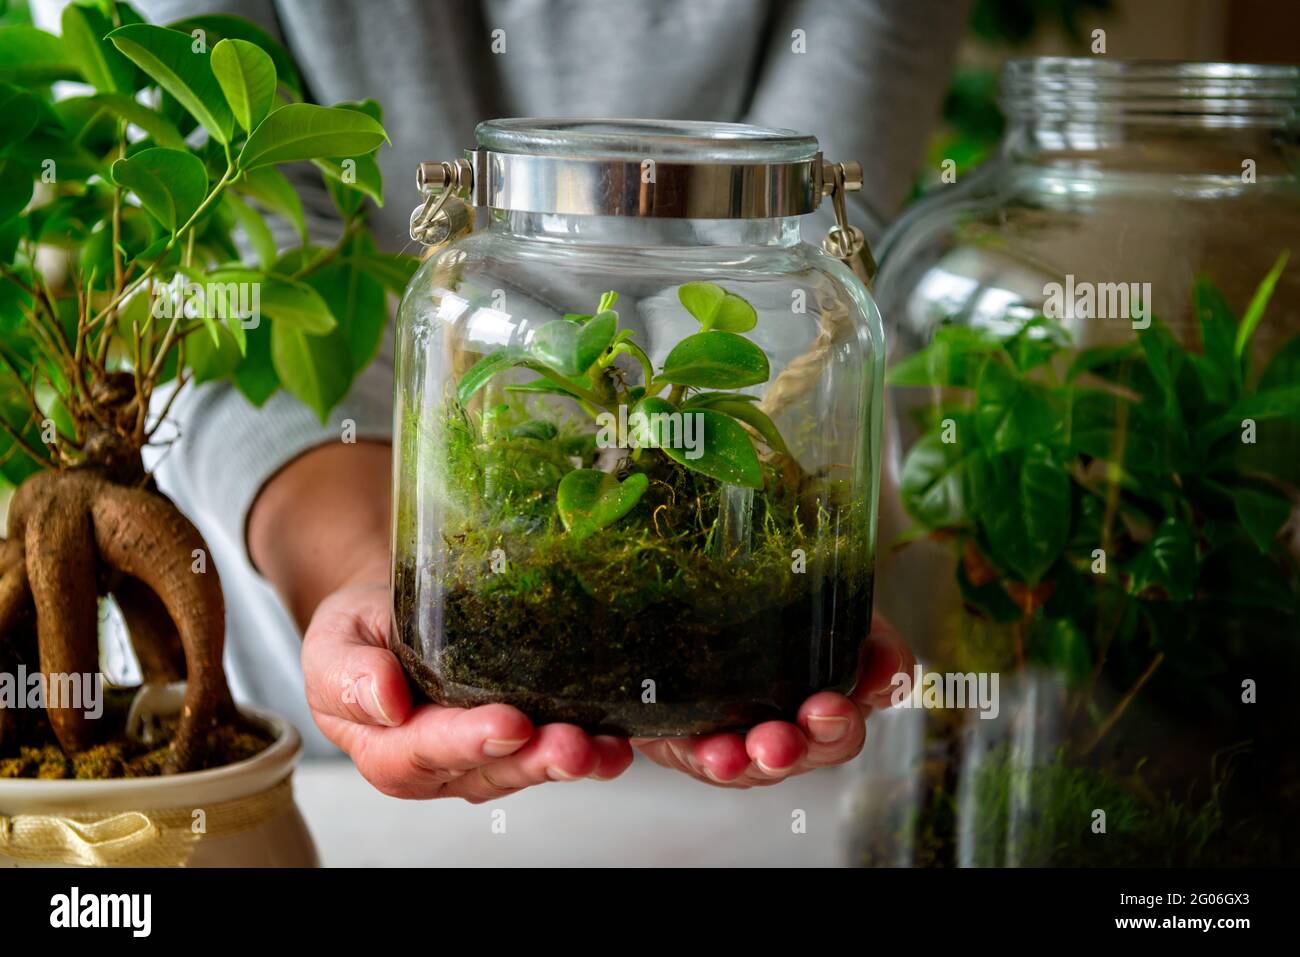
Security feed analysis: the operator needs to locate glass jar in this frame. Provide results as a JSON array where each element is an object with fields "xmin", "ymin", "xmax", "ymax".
[
  {"xmin": 850, "ymin": 59, "xmax": 1300, "ymax": 866},
  {"xmin": 391, "ymin": 120, "xmax": 884, "ymax": 736}
]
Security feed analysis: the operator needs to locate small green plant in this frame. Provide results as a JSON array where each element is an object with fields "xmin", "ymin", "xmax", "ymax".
[
  {"xmin": 459, "ymin": 282, "xmax": 790, "ymax": 536},
  {"xmin": 0, "ymin": 3, "xmax": 417, "ymax": 774}
]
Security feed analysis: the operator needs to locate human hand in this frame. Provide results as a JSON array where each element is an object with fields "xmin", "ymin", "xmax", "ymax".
[
  {"xmin": 632, "ymin": 614, "xmax": 913, "ymax": 788},
  {"xmin": 301, "ymin": 562, "xmax": 635, "ymax": 801}
]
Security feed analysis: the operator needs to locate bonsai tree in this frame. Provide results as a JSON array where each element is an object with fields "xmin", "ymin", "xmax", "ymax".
[
  {"xmin": 0, "ymin": 3, "xmax": 417, "ymax": 774},
  {"xmin": 875, "ymin": 254, "xmax": 1299, "ymax": 863}
]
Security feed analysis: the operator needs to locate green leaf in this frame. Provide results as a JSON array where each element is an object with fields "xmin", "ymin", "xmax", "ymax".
[
  {"xmin": 659, "ymin": 331, "xmax": 769, "ymax": 389},
  {"xmin": 634, "ymin": 397, "xmax": 763, "ymax": 489},
  {"xmin": 899, "ymin": 432, "xmax": 969, "ymax": 528},
  {"xmin": 507, "ymin": 420, "xmax": 558, "ymax": 442},
  {"xmin": 322, "ymin": 171, "xmax": 363, "ymax": 219},
  {"xmin": 1193, "ymin": 275, "xmax": 1238, "ymax": 395},
  {"xmin": 110, "ymin": 146, "xmax": 207, "ymax": 235},
  {"xmin": 237, "ymin": 103, "xmax": 386, "ymax": 170},
  {"xmin": 887, "ymin": 324, "xmax": 1000, "ymax": 387},
  {"xmin": 1231, "ymin": 485, "xmax": 1292, "ymax": 553},
  {"xmin": 236, "ymin": 165, "xmax": 307, "ymax": 242},
  {"xmin": 271, "ymin": 321, "xmax": 352, "ymax": 423},
  {"xmin": 528, "ymin": 310, "xmax": 616, "ymax": 376},
  {"xmin": 305, "ymin": 240, "xmax": 386, "ymax": 374},
  {"xmin": 211, "ymin": 38, "xmax": 276, "ymax": 133},
  {"xmin": 680, "ymin": 391, "xmax": 761, "ymax": 409},
  {"xmin": 166, "ymin": 13, "xmax": 302, "ymax": 98},
  {"xmin": 1258, "ymin": 336, "xmax": 1300, "ymax": 393},
  {"xmin": 974, "ymin": 356, "xmax": 1061, "ymax": 452},
  {"xmin": 187, "ymin": 322, "xmax": 244, "ymax": 383},
  {"xmin": 352, "ymin": 251, "xmax": 419, "ymax": 295},
  {"xmin": 0, "ymin": 27, "xmax": 77, "ymax": 84},
  {"xmin": 222, "ymin": 191, "xmax": 275, "ymax": 271},
  {"xmin": 677, "ymin": 282, "xmax": 757, "ymax": 332},
  {"xmin": 234, "ymin": 320, "xmax": 278, "ymax": 405},
  {"xmin": 0, "ymin": 157, "xmax": 33, "ymax": 224},
  {"xmin": 61, "ymin": 2, "xmax": 134, "ymax": 93},
  {"xmin": 86, "ymin": 92, "xmax": 187, "ymax": 149},
  {"xmin": 556, "ymin": 469, "xmax": 649, "ymax": 542},
  {"xmin": 313, "ymin": 152, "xmax": 383, "ymax": 209},
  {"xmin": 979, "ymin": 445, "xmax": 1070, "ymax": 584},
  {"xmin": 701, "ymin": 398, "xmax": 789, "ymax": 455},
  {"xmin": 258, "ymin": 276, "xmax": 337, "ymax": 335},
  {"xmin": 0, "ymin": 83, "xmax": 41, "ymax": 147},
  {"xmin": 1126, "ymin": 518, "xmax": 1197, "ymax": 601},
  {"xmin": 1066, "ymin": 342, "xmax": 1140, "ymax": 382},
  {"xmin": 1004, "ymin": 316, "xmax": 1069, "ymax": 372},
  {"xmin": 1033, "ymin": 618, "xmax": 1092, "ymax": 687},
  {"xmin": 1200, "ymin": 384, "xmax": 1300, "ymax": 443},
  {"xmin": 108, "ymin": 23, "xmax": 235, "ymax": 144},
  {"xmin": 1235, "ymin": 250, "xmax": 1289, "ymax": 359},
  {"xmin": 458, "ymin": 347, "xmax": 529, "ymax": 406}
]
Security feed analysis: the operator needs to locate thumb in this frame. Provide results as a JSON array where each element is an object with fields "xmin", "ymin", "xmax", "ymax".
[{"xmin": 301, "ymin": 581, "xmax": 412, "ymax": 728}]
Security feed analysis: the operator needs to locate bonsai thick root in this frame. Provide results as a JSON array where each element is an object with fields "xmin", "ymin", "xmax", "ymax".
[{"xmin": 0, "ymin": 469, "xmax": 228, "ymax": 774}]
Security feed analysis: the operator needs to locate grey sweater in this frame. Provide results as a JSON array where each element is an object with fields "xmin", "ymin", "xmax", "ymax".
[{"xmin": 40, "ymin": 0, "xmax": 967, "ymax": 751}]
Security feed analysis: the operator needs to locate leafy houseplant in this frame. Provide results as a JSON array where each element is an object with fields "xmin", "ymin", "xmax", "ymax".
[
  {"xmin": 0, "ymin": 3, "xmax": 416, "ymax": 777},
  {"xmin": 392, "ymin": 281, "xmax": 874, "ymax": 734},
  {"xmin": 858, "ymin": 255, "xmax": 1299, "ymax": 864}
]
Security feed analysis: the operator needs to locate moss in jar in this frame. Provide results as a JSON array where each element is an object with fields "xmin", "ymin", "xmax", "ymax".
[{"xmin": 392, "ymin": 285, "xmax": 874, "ymax": 735}]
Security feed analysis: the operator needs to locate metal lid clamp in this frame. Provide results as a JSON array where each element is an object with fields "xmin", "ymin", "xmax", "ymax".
[
  {"xmin": 409, "ymin": 159, "xmax": 474, "ymax": 246},
  {"xmin": 821, "ymin": 160, "xmax": 876, "ymax": 288},
  {"xmin": 409, "ymin": 153, "xmax": 875, "ymax": 289}
]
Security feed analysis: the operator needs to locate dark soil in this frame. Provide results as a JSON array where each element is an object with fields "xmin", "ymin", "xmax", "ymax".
[{"xmin": 392, "ymin": 559, "xmax": 872, "ymax": 736}]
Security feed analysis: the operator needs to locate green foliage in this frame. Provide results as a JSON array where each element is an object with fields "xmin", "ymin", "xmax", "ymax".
[
  {"xmin": 891, "ymin": 256, "xmax": 1300, "ymax": 737},
  {"xmin": 453, "ymin": 284, "xmax": 791, "ymax": 541},
  {"xmin": 210, "ymin": 38, "xmax": 275, "ymax": 133},
  {"xmin": 556, "ymin": 469, "xmax": 649, "ymax": 542},
  {"xmin": 0, "ymin": 2, "xmax": 420, "ymax": 474}
]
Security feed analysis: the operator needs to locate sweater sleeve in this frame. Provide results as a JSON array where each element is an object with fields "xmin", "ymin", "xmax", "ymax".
[{"xmin": 744, "ymin": 0, "xmax": 971, "ymax": 243}]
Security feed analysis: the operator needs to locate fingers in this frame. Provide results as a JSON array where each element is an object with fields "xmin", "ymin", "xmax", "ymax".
[
  {"xmin": 441, "ymin": 726, "xmax": 633, "ymax": 803},
  {"xmin": 852, "ymin": 613, "xmax": 916, "ymax": 712},
  {"xmin": 315, "ymin": 702, "xmax": 530, "ymax": 798},
  {"xmin": 319, "ymin": 704, "xmax": 633, "ymax": 801},
  {"xmin": 636, "ymin": 615, "xmax": 914, "ymax": 789},
  {"xmin": 301, "ymin": 581, "xmax": 637, "ymax": 801},
  {"xmin": 796, "ymin": 691, "xmax": 868, "ymax": 766},
  {"xmin": 302, "ymin": 582, "xmax": 412, "ymax": 728}
]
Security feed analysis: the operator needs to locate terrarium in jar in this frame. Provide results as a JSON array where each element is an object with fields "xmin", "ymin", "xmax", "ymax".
[
  {"xmin": 852, "ymin": 59, "xmax": 1300, "ymax": 866},
  {"xmin": 391, "ymin": 120, "xmax": 884, "ymax": 735}
]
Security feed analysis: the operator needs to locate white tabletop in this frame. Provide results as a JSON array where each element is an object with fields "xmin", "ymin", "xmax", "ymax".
[{"xmin": 292, "ymin": 752, "xmax": 857, "ymax": 867}]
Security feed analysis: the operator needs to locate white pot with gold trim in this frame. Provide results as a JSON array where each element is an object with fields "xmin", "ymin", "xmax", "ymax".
[{"xmin": 0, "ymin": 706, "xmax": 317, "ymax": 868}]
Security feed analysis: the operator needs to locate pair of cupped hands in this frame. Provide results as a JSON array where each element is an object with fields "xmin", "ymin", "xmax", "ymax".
[{"xmin": 302, "ymin": 571, "xmax": 913, "ymax": 802}]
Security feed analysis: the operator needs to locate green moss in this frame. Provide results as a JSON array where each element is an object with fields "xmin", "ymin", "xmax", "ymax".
[{"xmin": 393, "ymin": 393, "xmax": 873, "ymax": 735}]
